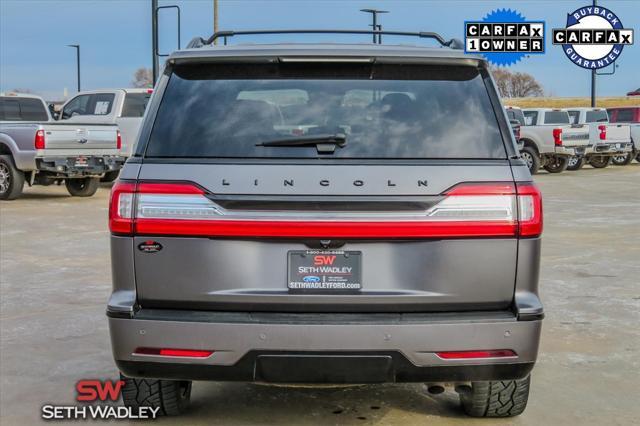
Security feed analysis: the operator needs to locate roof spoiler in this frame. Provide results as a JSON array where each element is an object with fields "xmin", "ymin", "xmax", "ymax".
[{"xmin": 186, "ymin": 29, "xmax": 464, "ymax": 50}]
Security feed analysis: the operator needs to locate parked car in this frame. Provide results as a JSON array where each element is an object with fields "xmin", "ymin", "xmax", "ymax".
[
  {"xmin": 565, "ymin": 108, "xmax": 632, "ymax": 170},
  {"xmin": 607, "ymin": 106, "xmax": 640, "ymax": 165},
  {"xmin": 517, "ymin": 108, "xmax": 589, "ymax": 174},
  {"xmin": 0, "ymin": 93, "xmax": 124, "ymax": 200},
  {"xmin": 58, "ymin": 88, "xmax": 152, "ymax": 181},
  {"xmin": 108, "ymin": 30, "xmax": 544, "ymax": 418},
  {"xmin": 626, "ymin": 88, "xmax": 640, "ymax": 97}
]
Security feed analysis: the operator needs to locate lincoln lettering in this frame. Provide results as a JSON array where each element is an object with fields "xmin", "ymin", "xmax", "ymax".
[{"xmin": 220, "ymin": 179, "xmax": 429, "ymax": 187}]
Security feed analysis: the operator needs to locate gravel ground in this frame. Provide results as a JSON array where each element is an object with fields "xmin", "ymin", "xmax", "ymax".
[{"xmin": 1, "ymin": 164, "xmax": 639, "ymax": 425}]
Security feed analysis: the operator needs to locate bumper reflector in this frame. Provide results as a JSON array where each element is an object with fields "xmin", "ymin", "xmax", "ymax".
[
  {"xmin": 134, "ymin": 347, "xmax": 214, "ymax": 358},
  {"xmin": 435, "ymin": 349, "xmax": 517, "ymax": 360}
]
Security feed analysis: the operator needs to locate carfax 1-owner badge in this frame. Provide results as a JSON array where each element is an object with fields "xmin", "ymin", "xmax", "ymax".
[{"xmin": 553, "ymin": 5, "xmax": 633, "ymax": 69}]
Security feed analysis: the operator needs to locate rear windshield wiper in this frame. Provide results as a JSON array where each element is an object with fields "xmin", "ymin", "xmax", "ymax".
[{"xmin": 256, "ymin": 133, "xmax": 347, "ymax": 154}]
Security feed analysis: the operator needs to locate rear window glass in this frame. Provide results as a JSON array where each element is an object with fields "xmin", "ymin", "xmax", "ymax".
[
  {"xmin": 0, "ymin": 97, "xmax": 48, "ymax": 121},
  {"xmin": 609, "ymin": 108, "xmax": 636, "ymax": 123},
  {"xmin": 543, "ymin": 111, "xmax": 570, "ymax": 124},
  {"xmin": 122, "ymin": 92, "xmax": 152, "ymax": 117},
  {"xmin": 568, "ymin": 110, "xmax": 579, "ymax": 124},
  {"xmin": 144, "ymin": 64, "xmax": 506, "ymax": 159},
  {"xmin": 585, "ymin": 110, "xmax": 608, "ymax": 123},
  {"xmin": 523, "ymin": 111, "xmax": 538, "ymax": 126},
  {"xmin": 506, "ymin": 109, "xmax": 525, "ymax": 125}
]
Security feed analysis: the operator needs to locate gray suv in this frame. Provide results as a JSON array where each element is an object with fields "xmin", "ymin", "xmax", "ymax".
[{"xmin": 107, "ymin": 30, "xmax": 544, "ymax": 418}]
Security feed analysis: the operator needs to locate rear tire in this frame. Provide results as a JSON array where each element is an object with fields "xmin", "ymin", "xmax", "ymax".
[
  {"xmin": 520, "ymin": 146, "xmax": 540, "ymax": 175},
  {"xmin": 460, "ymin": 375, "xmax": 531, "ymax": 417},
  {"xmin": 589, "ymin": 155, "xmax": 612, "ymax": 169},
  {"xmin": 101, "ymin": 170, "xmax": 120, "ymax": 183},
  {"xmin": 0, "ymin": 155, "xmax": 25, "ymax": 200},
  {"xmin": 543, "ymin": 156, "xmax": 568, "ymax": 173},
  {"xmin": 120, "ymin": 374, "xmax": 192, "ymax": 416},
  {"xmin": 65, "ymin": 177, "xmax": 99, "ymax": 197},
  {"xmin": 611, "ymin": 153, "xmax": 634, "ymax": 166},
  {"xmin": 566, "ymin": 155, "xmax": 585, "ymax": 171}
]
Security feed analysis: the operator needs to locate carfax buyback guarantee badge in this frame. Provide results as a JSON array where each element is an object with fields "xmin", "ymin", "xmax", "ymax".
[
  {"xmin": 465, "ymin": 9, "xmax": 545, "ymax": 66},
  {"xmin": 553, "ymin": 5, "xmax": 633, "ymax": 69}
]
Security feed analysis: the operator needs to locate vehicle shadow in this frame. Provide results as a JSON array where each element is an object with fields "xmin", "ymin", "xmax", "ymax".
[{"xmin": 148, "ymin": 382, "xmax": 473, "ymax": 425}]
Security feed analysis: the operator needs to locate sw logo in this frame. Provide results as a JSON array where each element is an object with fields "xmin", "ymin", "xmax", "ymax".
[
  {"xmin": 76, "ymin": 379, "xmax": 124, "ymax": 402},
  {"xmin": 553, "ymin": 5, "xmax": 633, "ymax": 69},
  {"xmin": 314, "ymin": 255, "xmax": 336, "ymax": 266}
]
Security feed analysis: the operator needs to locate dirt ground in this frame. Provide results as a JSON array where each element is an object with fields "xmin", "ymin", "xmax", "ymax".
[{"xmin": 1, "ymin": 164, "xmax": 639, "ymax": 425}]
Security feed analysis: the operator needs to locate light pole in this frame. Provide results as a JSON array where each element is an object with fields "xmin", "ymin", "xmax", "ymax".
[
  {"xmin": 360, "ymin": 9, "xmax": 388, "ymax": 44},
  {"xmin": 67, "ymin": 44, "xmax": 80, "ymax": 92}
]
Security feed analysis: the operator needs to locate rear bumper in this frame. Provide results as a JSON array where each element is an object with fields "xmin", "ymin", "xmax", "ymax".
[
  {"xmin": 553, "ymin": 146, "xmax": 575, "ymax": 156},
  {"xmin": 109, "ymin": 309, "xmax": 541, "ymax": 383},
  {"xmin": 36, "ymin": 155, "xmax": 126, "ymax": 177},
  {"xmin": 585, "ymin": 142, "xmax": 633, "ymax": 156}
]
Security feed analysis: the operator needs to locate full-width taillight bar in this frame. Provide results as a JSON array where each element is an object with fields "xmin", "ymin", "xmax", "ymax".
[{"xmin": 109, "ymin": 181, "xmax": 542, "ymax": 238}]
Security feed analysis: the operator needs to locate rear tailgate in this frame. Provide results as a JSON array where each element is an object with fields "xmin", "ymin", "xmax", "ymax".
[
  {"xmin": 602, "ymin": 123, "xmax": 631, "ymax": 144},
  {"xmin": 129, "ymin": 163, "xmax": 526, "ymax": 312},
  {"xmin": 561, "ymin": 125, "xmax": 590, "ymax": 147},
  {"xmin": 115, "ymin": 60, "xmax": 540, "ymax": 313},
  {"xmin": 40, "ymin": 123, "xmax": 118, "ymax": 150}
]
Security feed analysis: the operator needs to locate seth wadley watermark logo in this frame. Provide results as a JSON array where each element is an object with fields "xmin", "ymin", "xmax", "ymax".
[
  {"xmin": 41, "ymin": 379, "xmax": 160, "ymax": 420},
  {"xmin": 552, "ymin": 4, "xmax": 633, "ymax": 69}
]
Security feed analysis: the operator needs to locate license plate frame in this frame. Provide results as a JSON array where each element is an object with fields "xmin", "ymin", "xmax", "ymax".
[{"xmin": 287, "ymin": 250, "xmax": 362, "ymax": 292}]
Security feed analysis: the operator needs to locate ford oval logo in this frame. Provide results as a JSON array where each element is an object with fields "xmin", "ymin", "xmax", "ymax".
[{"xmin": 303, "ymin": 276, "xmax": 321, "ymax": 283}]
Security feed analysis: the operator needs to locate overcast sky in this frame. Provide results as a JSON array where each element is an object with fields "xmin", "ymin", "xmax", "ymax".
[{"xmin": 1, "ymin": 0, "xmax": 638, "ymax": 100}]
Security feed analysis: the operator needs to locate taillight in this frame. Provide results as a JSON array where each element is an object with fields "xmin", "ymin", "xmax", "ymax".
[
  {"xmin": 109, "ymin": 181, "xmax": 136, "ymax": 234},
  {"xmin": 516, "ymin": 182, "xmax": 543, "ymax": 237},
  {"xmin": 598, "ymin": 124, "xmax": 607, "ymax": 140},
  {"xmin": 515, "ymin": 125, "xmax": 521, "ymax": 140},
  {"xmin": 34, "ymin": 129, "xmax": 45, "ymax": 149},
  {"xmin": 116, "ymin": 130, "xmax": 122, "ymax": 150},
  {"xmin": 109, "ymin": 181, "xmax": 542, "ymax": 239},
  {"xmin": 553, "ymin": 128, "xmax": 563, "ymax": 146},
  {"xmin": 436, "ymin": 349, "xmax": 517, "ymax": 360}
]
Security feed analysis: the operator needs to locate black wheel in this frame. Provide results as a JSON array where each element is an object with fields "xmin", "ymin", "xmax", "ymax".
[
  {"xmin": 459, "ymin": 375, "xmax": 531, "ymax": 417},
  {"xmin": 566, "ymin": 155, "xmax": 586, "ymax": 171},
  {"xmin": 589, "ymin": 155, "xmax": 612, "ymax": 169},
  {"xmin": 101, "ymin": 170, "xmax": 120, "ymax": 183},
  {"xmin": 0, "ymin": 155, "xmax": 25, "ymax": 200},
  {"xmin": 611, "ymin": 152, "xmax": 634, "ymax": 166},
  {"xmin": 120, "ymin": 374, "xmax": 192, "ymax": 416},
  {"xmin": 636, "ymin": 153, "xmax": 640, "ymax": 163},
  {"xmin": 543, "ymin": 156, "xmax": 568, "ymax": 173},
  {"xmin": 520, "ymin": 146, "xmax": 540, "ymax": 175},
  {"xmin": 65, "ymin": 177, "xmax": 99, "ymax": 197}
]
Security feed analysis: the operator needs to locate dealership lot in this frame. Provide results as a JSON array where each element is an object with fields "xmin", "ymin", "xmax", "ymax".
[{"xmin": 1, "ymin": 165, "xmax": 639, "ymax": 425}]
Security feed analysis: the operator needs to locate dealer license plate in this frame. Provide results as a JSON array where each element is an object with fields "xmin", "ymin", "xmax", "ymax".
[{"xmin": 288, "ymin": 250, "xmax": 362, "ymax": 291}]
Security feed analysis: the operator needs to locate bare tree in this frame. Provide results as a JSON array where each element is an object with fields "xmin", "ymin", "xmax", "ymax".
[
  {"xmin": 131, "ymin": 68, "xmax": 153, "ymax": 88},
  {"xmin": 10, "ymin": 88, "xmax": 34, "ymax": 94},
  {"xmin": 490, "ymin": 67, "xmax": 544, "ymax": 98}
]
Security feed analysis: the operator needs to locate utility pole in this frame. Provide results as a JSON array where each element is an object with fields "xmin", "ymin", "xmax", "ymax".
[
  {"xmin": 66, "ymin": 44, "xmax": 80, "ymax": 92},
  {"xmin": 151, "ymin": 0, "xmax": 159, "ymax": 85},
  {"xmin": 591, "ymin": 0, "xmax": 597, "ymax": 107},
  {"xmin": 213, "ymin": 0, "xmax": 219, "ymax": 45},
  {"xmin": 360, "ymin": 9, "xmax": 388, "ymax": 44}
]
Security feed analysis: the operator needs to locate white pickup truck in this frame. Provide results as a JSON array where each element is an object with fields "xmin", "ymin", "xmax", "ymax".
[
  {"xmin": 57, "ymin": 88, "xmax": 152, "ymax": 181},
  {"xmin": 565, "ymin": 108, "xmax": 633, "ymax": 170},
  {"xmin": 514, "ymin": 107, "xmax": 590, "ymax": 174},
  {"xmin": 0, "ymin": 93, "xmax": 123, "ymax": 199},
  {"xmin": 607, "ymin": 106, "xmax": 640, "ymax": 166}
]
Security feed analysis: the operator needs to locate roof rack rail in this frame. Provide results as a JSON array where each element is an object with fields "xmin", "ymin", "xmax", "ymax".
[{"xmin": 186, "ymin": 29, "xmax": 464, "ymax": 50}]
